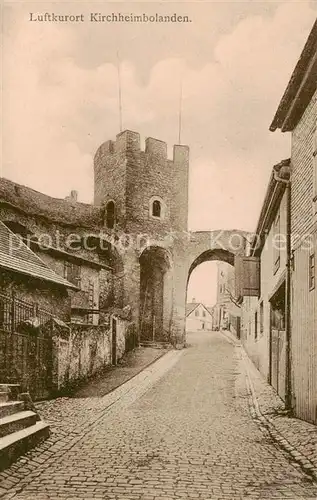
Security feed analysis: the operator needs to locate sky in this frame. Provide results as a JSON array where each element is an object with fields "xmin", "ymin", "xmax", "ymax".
[{"xmin": 2, "ymin": 0, "xmax": 317, "ymax": 305}]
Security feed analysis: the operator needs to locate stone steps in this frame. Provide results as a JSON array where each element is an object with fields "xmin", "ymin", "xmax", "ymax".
[
  {"xmin": 0, "ymin": 420, "xmax": 50, "ymax": 472},
  {"xmin": 0, "ymin": 384, "xmax": 50, "ymax": 471},
  {"xmin": 0, "ymin": 410, "xmax": 38, "ymax": 438},
  {"xmin": 0, "ymin": 401, "xmax": 25, "ymax": 419}
]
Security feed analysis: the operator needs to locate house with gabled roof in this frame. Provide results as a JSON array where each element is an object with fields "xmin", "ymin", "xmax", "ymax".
[{"xmin": 186, "ymin": 299, "xmax": 214, "ymax": 332}]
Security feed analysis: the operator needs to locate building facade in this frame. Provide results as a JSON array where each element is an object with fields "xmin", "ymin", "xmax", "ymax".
[
  {"xmin": 270, "ymin": 19, "xmax": 317, "ymax": 424},
  {"xmin": 239, "ymin": 20, "xmax": 317, "ymax": 424},
  {"xmin": 186, "ymin": 300, "xmax": 214, "ymax": 332},
  {"xmin": 240, "ymin": 160, "xmax": 290, "ymax": 401},
  {"xmin": 213, "ymin": 262, "xmax": 241, "ymax": 336}
]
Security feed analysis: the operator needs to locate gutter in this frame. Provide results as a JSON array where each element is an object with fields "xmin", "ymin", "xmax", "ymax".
[{"xmin": 273, "ymin": 164, "xmax": 292, "ymax": 413}]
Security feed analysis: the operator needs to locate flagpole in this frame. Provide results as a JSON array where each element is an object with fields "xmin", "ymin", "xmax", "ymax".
[
  {"xmin": 116, "ymin": 51, "xmax": 123, "ymax": 132},
  {"xmin": 178, "ymin": 74, "xmax": 183, "ymax": 145}
]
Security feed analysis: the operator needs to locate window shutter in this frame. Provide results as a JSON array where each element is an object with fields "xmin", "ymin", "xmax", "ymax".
[{"xmin": 235, "ymin": 256, "xmax": 260, "ymax": 298}]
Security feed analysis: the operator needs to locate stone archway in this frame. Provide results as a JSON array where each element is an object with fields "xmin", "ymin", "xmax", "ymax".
[{"xmin": 170, "ymin": 229, "xmax": 249, "ymax": 345}]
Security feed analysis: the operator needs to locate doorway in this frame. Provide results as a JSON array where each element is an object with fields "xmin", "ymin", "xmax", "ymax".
[{"xmin": 269, "ymin": 282, "xmax": 286, "ymax": 401}]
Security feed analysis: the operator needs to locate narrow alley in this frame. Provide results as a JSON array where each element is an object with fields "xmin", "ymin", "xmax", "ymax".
[{"xmin": 1, "ymin": 332, "xmax": 316, "ymax": 500}]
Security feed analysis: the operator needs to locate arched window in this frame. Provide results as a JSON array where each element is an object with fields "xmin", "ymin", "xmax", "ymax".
[
  {"xmin": 106, "ymin": 201, "xmax": 115, "ymax": 229},
  {"xmin": 149, "ymin": 196, "xmax": 166, "ymax": 221},
  {"xmin": 152, "ymin": 200, "xmax": 161, "ymax": 218}
]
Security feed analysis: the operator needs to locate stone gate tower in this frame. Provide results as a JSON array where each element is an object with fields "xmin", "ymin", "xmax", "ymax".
[
  {"xmin": 94, "ymin": 130, "xmax": 247, "ymax": 346},
  {"xmin": 94, "ymin": 130, "xmax": 190, "ymax": 235}
]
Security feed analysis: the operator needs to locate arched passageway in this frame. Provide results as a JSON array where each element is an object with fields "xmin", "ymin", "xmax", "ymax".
[
  {"xmin": 187, "ymin": 248, "xmax": 235, "ymax": 289},
  {"xmin": 139, "ymin": 246, "xmax": 172, "ymax": 342},
  {"xmin": 169, "ymin": 230, "xmax": 248, "ymax": 345},
  {"xmin": 186, "ymin": 249, "xmax": 237, "ymax": 335}
]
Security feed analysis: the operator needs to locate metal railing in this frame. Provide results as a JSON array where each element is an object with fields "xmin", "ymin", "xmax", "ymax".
[{"xmin": 0, "ymin": 292, "xmax": 55, "ymax": 335}]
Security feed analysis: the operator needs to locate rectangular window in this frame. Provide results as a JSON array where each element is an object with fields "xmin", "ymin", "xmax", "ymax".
[
  {"xmin": 64, "ymin": 261, "xmax": 81, "ymax": 287},
  {"xmin": 195, "ymin": 309, "xmax": 199, "ymax": 317},
  {"xmin": 273, "ymin": 212, "xmax": 280, "ymax": 274},
  {"xmin": 254, "ymin": 311, "xmax": 258, "ymax": 340},
  {"xmin": 202, "ymin": 310, "xmax": 206, "ymax": 317},
  {"xmin": 309, "ymin": 253, "xmax": 315, "ymax": 291}
]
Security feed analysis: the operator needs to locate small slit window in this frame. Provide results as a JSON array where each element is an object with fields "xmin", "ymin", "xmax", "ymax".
[
  {"xmin": 152, "ymin": 200, "xmax": 161, "ymax": 218},
  {"xmin": 309, "ymin": 253, "xmax": 315, "ymax": 291},
  {"xmin": 106, "ymin": 201, "xmax": 115, "ymax": 229}
]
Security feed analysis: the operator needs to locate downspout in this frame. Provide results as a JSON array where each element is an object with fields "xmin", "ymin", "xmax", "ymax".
[{"xmin": 273, "ymin": 166, "xmax": 292, "ymax": 412}]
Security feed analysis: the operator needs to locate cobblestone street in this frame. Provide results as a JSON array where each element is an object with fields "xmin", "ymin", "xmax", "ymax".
[{"xmin": 1, "ymin": 332, "xmax": 317, "ymax": 500}]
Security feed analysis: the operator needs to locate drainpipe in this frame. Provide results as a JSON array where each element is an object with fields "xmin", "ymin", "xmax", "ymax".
[{"xmin": 273, "ymin": 164, "xmax": 292, "ymax": 412}]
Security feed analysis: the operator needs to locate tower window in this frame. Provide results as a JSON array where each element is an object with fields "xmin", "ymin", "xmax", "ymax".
[
  {"xmin": 149, "ymin": 196, "xmax": 166, "ymax": 221},
  {"xmin": 106, "ymin": 201, "xmax": 115, "ymax": 229},
  {"xmin": 152, "ymin": 200, "xmax": 161, "ymax": 218}
]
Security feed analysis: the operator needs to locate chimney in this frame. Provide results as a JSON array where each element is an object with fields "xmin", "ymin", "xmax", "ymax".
[
  {"xmin": 65, "ymin": 190, "xmax": 78, "ymax": 203},
  {"xmin": 192, "ymin": 297, "xmax": 196, "ymax": 303}
]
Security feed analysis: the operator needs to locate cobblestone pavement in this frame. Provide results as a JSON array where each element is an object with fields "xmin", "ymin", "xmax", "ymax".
[
  {"xmin": 1, "ymin": 332, "xmax": 317, "ymax": 500},
  {"xmin": 222, "ymin": 329, "xmax": 317, "ymax": 479}
]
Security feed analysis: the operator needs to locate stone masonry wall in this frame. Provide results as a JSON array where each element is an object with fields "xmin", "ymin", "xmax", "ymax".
[
  {"xmin": 55, "ymin": 318, "xmax": 128, "ymax": 392},
  {"xmin": 94, "ymin": 131, "xmax": 189, "ymax": 237}
]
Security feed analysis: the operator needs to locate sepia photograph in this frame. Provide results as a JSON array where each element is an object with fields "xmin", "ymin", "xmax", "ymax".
[{"xmin": 0, "ymin": 0, "xmax": 317, "ymax": 498}]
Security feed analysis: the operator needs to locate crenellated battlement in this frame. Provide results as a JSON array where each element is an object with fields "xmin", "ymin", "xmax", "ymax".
[
  {"xmin": 95, "ymin": 130, "xmax": 189, "ymax": 164},
  {"xmin": 94, "ymin": 129, "xmax": 189, "ymax": 231}
]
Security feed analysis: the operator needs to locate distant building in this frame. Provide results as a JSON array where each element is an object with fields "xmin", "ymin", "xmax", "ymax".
[
  {"xmin": 186, "ymin": 299, "xmax": 214, "ymax": 332},
  {"xmin": 213, "ymin": 262, "xmax": 241, "ymax": 337}
]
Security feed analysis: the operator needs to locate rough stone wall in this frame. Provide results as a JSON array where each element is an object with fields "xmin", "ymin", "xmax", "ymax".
[
  {"xmin": 116, "ymin": 318, "xmax": 126, "ymax": 359},
  {"xmin": 93, "ymin": 130, "xmax": 189, "ymax": 237},
  {"xmin": 0, "ymin": 178, "xmax": 102, "ymax": 227},
  {"xmin": 94, "ymin": 137, "xmax": 128, "ymax": 229},
  {"xmin": 54, "ymin": 319, "xmax": 128, "ymax": 391},
  {"xmin": 99, "ymin": 267, "xmax": 116, "ymax": 310}
]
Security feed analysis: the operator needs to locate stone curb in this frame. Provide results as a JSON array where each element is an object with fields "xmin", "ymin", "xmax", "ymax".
[{"xmin": 230, "ymin": 335, "xmax": 317, "ymax": 483}]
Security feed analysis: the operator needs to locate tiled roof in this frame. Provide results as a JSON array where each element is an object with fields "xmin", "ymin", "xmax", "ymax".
[
  {"xmin": 0, "ymin": 221, "xmax": 77, "ymax": 288},
  {"xmin": 186, "ymin": 302, "xmax": 214, "ymax": 317},
  {"xmin": 0, "ymin": 178, "xmax": 102, "ymax": 227}
]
